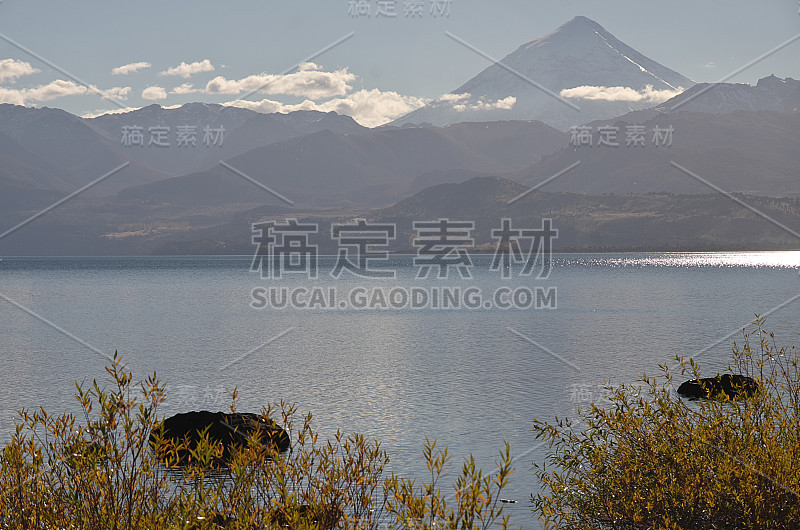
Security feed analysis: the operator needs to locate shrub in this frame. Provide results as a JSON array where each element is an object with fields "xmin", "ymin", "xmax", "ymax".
[
  {"xmin": 0, "ymin": 353, "xmax": 513, "ymax": 529},
  {"xmin": 531, "ymin": 317, "xmax": 800, "ymax": 529},
  {"xmin": 385, "ymin": 439, "xmax": 513, "ymax": 529}
]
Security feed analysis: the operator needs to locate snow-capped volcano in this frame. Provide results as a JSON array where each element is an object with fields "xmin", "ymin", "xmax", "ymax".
[{"xmin": 393, "ymin": 16, "xmax": 695, "ymax": 130}]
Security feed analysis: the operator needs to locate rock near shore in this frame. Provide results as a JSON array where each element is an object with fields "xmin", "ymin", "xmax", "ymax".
[
  {"xmin": 677, "ymin": 374, "xmax": 760, "ymax": 400},
  {"xmin": 149, "ymin": 411, "xmax": 290, "ymax": 465}
]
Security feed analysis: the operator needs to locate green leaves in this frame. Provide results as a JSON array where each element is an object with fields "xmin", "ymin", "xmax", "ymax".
[{"xmin": 385, "ymin": 439, "xmax": 513, "ymax": 530}]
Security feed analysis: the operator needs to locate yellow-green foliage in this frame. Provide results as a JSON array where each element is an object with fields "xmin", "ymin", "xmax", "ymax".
[
  {"xmin": 532, "ymin": 317, "xmax": 800, "ymax": 529},
  {"xmin": 385, "ymin": 439, "xmax": 512, "ymax": 529},
  {"xmin": 0, "ymin": 353, "xmax": 513, "ymax": 529}
]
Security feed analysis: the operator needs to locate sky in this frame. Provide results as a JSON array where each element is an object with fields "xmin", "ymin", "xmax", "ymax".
[{"xmin": 0, "ymin": 0, "xmax": 798, "ymax": 126}]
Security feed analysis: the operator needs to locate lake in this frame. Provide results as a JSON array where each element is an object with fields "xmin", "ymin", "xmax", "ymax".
[{"xmin": 1, "ymin": 252, "xmax": 798, "ymax": 523}]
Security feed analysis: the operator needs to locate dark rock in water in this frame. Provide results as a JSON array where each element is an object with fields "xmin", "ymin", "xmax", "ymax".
[
  {"xmin": 677, "ymin": 374, "xmax": 760, "ymax": 400},
  {"xmin": 149, "ymin": 411, "xmax": 290, "ymax": 465}
]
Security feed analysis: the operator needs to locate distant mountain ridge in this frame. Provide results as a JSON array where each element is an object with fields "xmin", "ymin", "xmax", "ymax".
[
  {"xmin": 0, "ymin": 102, "xmax": 570, "ymax": 213},
  {"xmin": 0, "ymin": 103, "xmax": 168, "ymax": 195},
  {"xmin": 370, "ymin": 176, "xmax": 800, "ymax": 251},
  {"xmin": 514, "ymin": 109, "xmax": 800, "ymax": 197},
  {"xmin": 0, "ymin": 103, "xmax": 371, "ymax": 211},
  {"xmin": 116, "ymin": 120, "xmax": 567, "ymax": 207},
  {"xmin": 86, "ymin": 103, "xmax": 368, "ymax": 175},
  {"xmin": 656, "ymin": 75, "xmax": 800, "ymax": 114}
]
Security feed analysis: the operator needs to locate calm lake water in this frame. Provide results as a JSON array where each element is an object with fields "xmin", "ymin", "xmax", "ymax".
[{"xmin": 1, "ymin": 252, "xmax": 798, "ymax": 523}]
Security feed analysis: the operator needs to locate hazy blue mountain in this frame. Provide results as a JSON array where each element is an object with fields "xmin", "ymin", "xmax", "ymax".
[
  {"xmin": 142, "ymin": 176, "xmax": 800, "ymax": 255},
  {"xmin": 513, "ymin": 110, "xmax": 800, "ymax": 197},
  {"xmin": 0, "ymin": 104, "xmax": 167, "ymax": 194},
  {"xmin": 115, "ymin": 120, "xmax": 566, "ymax": 207},
  {"xmin": 0, "ymin": 132, "xmax": 67, "ymax": 211},
  {"xmin": 0, "ymin": 103, "xmax": 371, "ymax": 204},
  {"xmin": 86, "ymin": 103, "xmax": 368, "ymax": 176},
  {"xmin": 371, "ymin": 176, "xmax": 800, "ymax": 251},
  {"xmin": 0, "ymin": 130, "xmax": 69, "ymax": 190}
]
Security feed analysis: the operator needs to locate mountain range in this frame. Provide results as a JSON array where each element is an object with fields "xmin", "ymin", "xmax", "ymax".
[
  {"xmin": 0, "ymin": 15, "xmax": 797, "ymax": 255},
  {"xmin": 0, "ymin": 103, "xmax": 168, "ymax": 195},
  {"xmin": 116, "ymin": 120, "xmax": 566, "ymax": 207},
  {"xmin": 85, "ymin": 103, "xmax": 368, "ymax": 176},
  {"xmin": 515, "ymin": 109, "xmax": 800, "ymax": 196},
  {"xmin": 371, "ymin": 176, "xmax": 800, "ymax": 251}
]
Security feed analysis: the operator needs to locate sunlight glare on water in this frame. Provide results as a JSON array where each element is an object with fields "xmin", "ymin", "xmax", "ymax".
[{"xmin": 566, "ymin": 251, "xmax": 800, "ymax": 269}]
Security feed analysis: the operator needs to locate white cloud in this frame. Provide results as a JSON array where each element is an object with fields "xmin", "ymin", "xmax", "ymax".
[
  {"xmin": 205, "ymin": 62, "xmax": 355, "ymax": 99},
  {"xmin": 24, "ymin": 80, "xmax": 90, "ymax": 101},
  {"xmin": 0, "ymin": 79, "xmax": 89, "ymax": 104},
  {"xmin": 0, "ymin": 78, "xmax": 134, "ymax": 105},
  {"xmin": 431, "ymin": 93, "xmax": 517, "ymax": 112},
  {"xmin": 315, "ymin": 89, "xmax": 428, "ymax": 127},
  {"xmin": 111, "ymin": 61, "xmax": 151, "ymax": 75},
  {"xmin": 0, "ymin": 58, "xmax": 39, "ymax": 82},
  {"xmin": 81, "ymin": 106, "xmax": 143, "ymax": 119},
  {"xmin": 495, "ymin": 97, "xmax": 517, "ymax": 110},
  {"xmin": 452, "ymin": 96, "xmax": 517, "ymax": 112},
  {"xmin": 222, "ymin": 98, "xmax": 284, "ymax": 114},
  {"xmin": 559, "ymin": 84, "xmax": 683, "ymax": 103},
  {"xmin": 102, "ymin": 86, "xmax": 131, "ymax": 100},
  {"xmin": 436, "ymin": 92, "xmax": 470, "ymax": 104},
  {"xmin": 224, "ymin": 88, "xmax": 428, "ymax": 128},
  {"xmin": 170, "ymin": 83, "xmax": 198, "ymax": 95},
  {"xmin": 160, "ymin": 59, "xmax": 215, "ymax": 79},
  {"xmin": 0, "ymin": 87, "xmax": 25, "ymax": 105},
  {"xmin": 142, "ymin": 86, "xmax": 168, "ymax": 100},
  {"xmin": 205, "ymin": 75, "xmax": 261, "ymax": 95},
  {"xmin": 704, "ymin": 61, "xmax": 716, "ymax": 69}
]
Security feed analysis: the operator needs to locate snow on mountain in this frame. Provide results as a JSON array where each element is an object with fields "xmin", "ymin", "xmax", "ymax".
[{"xmin": 393, "ymin": 16, "xmax": 695, "ymax": 131}]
